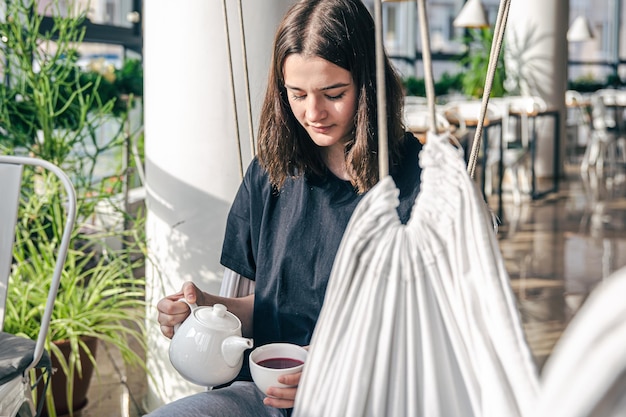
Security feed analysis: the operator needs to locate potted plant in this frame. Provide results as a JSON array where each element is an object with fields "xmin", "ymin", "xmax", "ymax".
[
  {"xmin": 460, "ymin": 28, "xmax": 506, "ymax": 98},
  {"xmin": 0, "ymin": 1, "xmax": 148, "ymax": 416},
  {"xmin": 402, "ymin": 72, "xmax": 464, "ymax": 98},
  {"xmin": 5, "ymin": 176, "xmax": 148, "ymax": 416}
]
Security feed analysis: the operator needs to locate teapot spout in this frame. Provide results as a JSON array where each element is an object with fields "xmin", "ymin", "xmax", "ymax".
[{"xmin": 222, "ymin": 336, "xmax": 254, "ymax": 367}]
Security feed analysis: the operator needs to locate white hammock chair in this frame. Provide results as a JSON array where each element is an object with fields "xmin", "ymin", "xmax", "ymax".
[
  {"xmin": 293, "ymin": 0, "xmax": 541, "ymax": 416},
  {"xmin": 292, "ymin": 131, "xmax": 539, "ymax": 417}
]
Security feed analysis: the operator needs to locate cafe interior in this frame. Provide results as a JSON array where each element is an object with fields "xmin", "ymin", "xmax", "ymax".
[{"xmin": 1, "ymin": 0, "xmax": 625, "ymax": 416}]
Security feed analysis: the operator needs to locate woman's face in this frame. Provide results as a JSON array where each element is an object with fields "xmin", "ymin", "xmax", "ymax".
[{"xmin": 283, "ymin": 54, "xmax": 357, "ymax": 151}]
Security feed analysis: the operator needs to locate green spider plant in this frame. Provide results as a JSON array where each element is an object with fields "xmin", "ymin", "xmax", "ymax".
[{"xmin": 4, "ymin": 170, "xmax": 148, "ymax": 417}]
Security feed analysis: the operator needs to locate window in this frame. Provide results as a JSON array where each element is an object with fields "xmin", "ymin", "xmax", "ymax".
[{"xmin": 37, "ymin": 0, "xmax": 142, "ymax": 53}]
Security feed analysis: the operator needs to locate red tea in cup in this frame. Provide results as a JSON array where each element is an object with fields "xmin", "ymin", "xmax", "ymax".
[
  {"xmin": 250, "ymin": 343, "xmax": 308, "ymax": 394},
  {"xmin": 257, "ymin": 357, "xmax": 304, "ymax": 369}
]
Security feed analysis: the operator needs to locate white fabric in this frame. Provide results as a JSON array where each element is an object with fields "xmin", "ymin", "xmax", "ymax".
[
  {"xmin": 219, "ymin": 268, "xmax": 255, "ymax": 298},
  {"xmin": 535, "ymin": 266, "xmax": 626, "ymax": 417},
  {"xmin": 293, "ymin": 132, "xmax": 539, "ymax": 417}
]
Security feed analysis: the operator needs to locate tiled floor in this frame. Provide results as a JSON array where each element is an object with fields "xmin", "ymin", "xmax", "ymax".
[
  {"xmin": 70, "ymin": 334, "xmax": 147, "ymax": 417},
  {"xmin": 69, "ymin": 154, "xmax": 626, "ymax": 417}
]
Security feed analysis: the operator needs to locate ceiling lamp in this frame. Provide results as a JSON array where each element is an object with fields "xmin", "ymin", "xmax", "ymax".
[
  {"xmin": 453, "ymin": 0, "xmax": 489, "ymax": 28},
  {"xmin": 567, "ymin": 16, "xmax": 594, "ymax": 42}
]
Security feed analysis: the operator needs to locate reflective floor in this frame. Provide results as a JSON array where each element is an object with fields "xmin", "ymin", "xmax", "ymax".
[
  {"xmin": 71, "ymin": 155, "xmax": 626, "ymax": 417},
  {"xmin": 500, "ymin": 159, "xmax": 626, "ymax": 370}
]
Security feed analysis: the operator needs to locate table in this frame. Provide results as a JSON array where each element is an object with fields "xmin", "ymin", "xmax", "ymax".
[
  {"xmin": 506, "ymin": 108, "xmax": 561, "ymax": 201},
  {"xmin": 408, "ymin": 126, "xmax": 458, "ymax": 144},
  {"xmin": 445, "ymin": 106, "xmax": 560, "ymax": 220}
]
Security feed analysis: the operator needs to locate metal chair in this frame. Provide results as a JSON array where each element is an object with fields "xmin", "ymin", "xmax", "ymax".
[
  {"xmin": 582, "ymin": 90, "xmax": 626, "ymax": 178},
  {"xmin": 565, "ymin": 90, "xmax": 592, "ymax": 163},
  {"xmin": 487, "ymin": 96, "xmax": 547, "ymax": 205},
  {"xmin": 0, "ymin": 155, "xmax": 77, "ymax": 417}
]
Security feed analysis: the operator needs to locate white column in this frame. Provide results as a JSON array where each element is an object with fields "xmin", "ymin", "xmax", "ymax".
[
  {"xmin": 504, "ymin": 1, "xmax": 569, "ymax": 178},
  {"xmin": 142, "ymin": 0, "xmax": 294, "ymax": 410}
]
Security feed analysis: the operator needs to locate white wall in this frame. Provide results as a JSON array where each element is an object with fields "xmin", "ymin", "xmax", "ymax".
[{"xmin": 142, "ymin": 0, "xmax": 294, "ymax": 409}]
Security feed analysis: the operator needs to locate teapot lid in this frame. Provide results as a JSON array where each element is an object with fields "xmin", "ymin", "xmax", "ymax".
[{"xmin": 194, "ymin": 303, "xmax": 240, "ymax": 330}]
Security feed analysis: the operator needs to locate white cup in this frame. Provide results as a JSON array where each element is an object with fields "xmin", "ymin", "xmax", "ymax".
[{"xmin": 249, "ymin": 343, "xmax": 308, "ymax": 395}]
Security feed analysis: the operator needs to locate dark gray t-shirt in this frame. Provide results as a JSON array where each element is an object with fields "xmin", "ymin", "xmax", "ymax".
[{"xmin": 220, "ymin": 133, "xmax": 423, "ymax": 364}]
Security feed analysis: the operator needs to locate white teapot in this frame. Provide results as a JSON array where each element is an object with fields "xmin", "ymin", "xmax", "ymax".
[{"xmin": 169, "ymin": 302, "xmax": 253, "ymax": 387}]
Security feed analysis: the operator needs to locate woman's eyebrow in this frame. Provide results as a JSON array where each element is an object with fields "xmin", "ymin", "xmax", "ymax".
[
  {"xmin": 320, "ymin": 82, "xmax": 350, "ymax": 91},
  {"xmin": 284, "ymin": 82, "xmax": 351, "ymax": 91}
]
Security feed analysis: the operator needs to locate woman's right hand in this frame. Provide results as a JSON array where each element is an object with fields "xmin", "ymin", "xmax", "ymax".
[{"xmin": 157, "ymin": 281, "xmax": 208, "ymax": 339}]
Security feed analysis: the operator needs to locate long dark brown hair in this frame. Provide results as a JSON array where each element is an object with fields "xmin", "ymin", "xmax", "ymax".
[{"xmin": 257, "ymin": 0, "xmax": 406, "ymax": 194}]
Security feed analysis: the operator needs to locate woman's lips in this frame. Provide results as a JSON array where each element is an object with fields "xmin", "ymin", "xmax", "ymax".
[{"xmin": 310, "ymin": 125, "xmax": 331, "ymax": 134}]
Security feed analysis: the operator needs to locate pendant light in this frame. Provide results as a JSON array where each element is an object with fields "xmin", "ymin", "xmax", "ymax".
[
  {"xmin": 453, "ymin": 0, "xmax": 489, "ymax": 28},
  {"xmin": 567, "ymin": 16, "xmax": 594, "ymax": 42}
]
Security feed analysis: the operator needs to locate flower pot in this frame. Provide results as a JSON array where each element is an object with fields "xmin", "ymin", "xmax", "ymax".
[{"xmin": 38, "ymin": 336, "xmax": 98, "ymax": 417}]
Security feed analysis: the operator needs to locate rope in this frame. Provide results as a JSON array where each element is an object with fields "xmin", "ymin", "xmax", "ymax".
[
  {"xmin": 466, "ymin": 0, "xmax": 512, "ymax": 179},
  {"xmin": 416, "ymin": 0, "xmax": 437, "ymax": 133},
  {"xmin": 390, "ymin": 0, "xmax": 511, "ymax": 179},
  {"xmin": 221, "ymin": 0, "xmax": 245, "ymax": 179},
  {"xmin": 374, "ymin": 0, "xmax": 389, "ymax": 179},
  {"xmin": 236, "ymin": 0, "xmax": 256, "ymax": 159}
]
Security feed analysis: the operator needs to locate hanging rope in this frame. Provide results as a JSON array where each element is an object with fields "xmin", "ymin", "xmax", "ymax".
[
  {"xmin": 415, "ymin": 0, "xmax": 437, "ymax": 133},
  {"xmin": 374, "ymin": 0, "xmax": 389, "ymax": 178},
  {"xmin": 221, "ymin": 0, "xmax": 245, "ymax": 179},
  {"xmin": 466, "ymin": 0, "xmax": 512, "ymax": 179},
  {"xmin": 235, "ymin": 0, "xmax": 256, "ymax": 159}
]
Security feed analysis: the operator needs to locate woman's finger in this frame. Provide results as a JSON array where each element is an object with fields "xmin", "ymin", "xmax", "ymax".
[
  {"xmin": 263, "ymin": 386, "xmax": 298, "ymax": 409},
  {"xmin": 182, "ymin": 281, "xmax": 199, "ymax": 304}
]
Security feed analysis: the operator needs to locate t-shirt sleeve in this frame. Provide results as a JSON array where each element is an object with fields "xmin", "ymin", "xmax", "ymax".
[{"xmin": 219, "ymin": 160, "xmax": 263, "ymax": 281}]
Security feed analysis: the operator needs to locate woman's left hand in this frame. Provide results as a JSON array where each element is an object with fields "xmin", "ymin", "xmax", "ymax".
[{"xmin": 263, "ymin": 371, "xmax": 302, "ymax": 409}]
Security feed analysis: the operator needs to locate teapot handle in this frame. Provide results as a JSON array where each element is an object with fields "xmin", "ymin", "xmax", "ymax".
[{"xmin": 173, "ymin": 298, "xmax": 198, "ymax": 333}]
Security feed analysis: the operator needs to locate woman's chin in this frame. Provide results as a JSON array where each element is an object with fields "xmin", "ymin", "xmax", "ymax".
[{"xmin": 310, "ymin": 136, "xmax": 339, "ymax": 148}]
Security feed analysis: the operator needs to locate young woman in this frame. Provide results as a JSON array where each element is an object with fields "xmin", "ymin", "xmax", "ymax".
[{"xmin": 149, "ymin": 0, "xmax": 423, "ymax": 415}]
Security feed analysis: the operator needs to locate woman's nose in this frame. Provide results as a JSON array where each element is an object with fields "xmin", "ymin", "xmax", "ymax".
[{"xmin": 306, "ymin": 97, "xmax": 326, "ymax": 122}]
